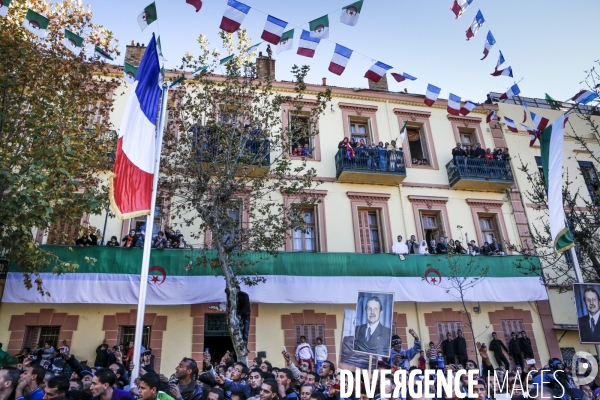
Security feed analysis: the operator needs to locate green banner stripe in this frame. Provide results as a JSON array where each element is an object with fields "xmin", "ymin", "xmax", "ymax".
[
  {"xmin": 25, "ymin": 9, "xmax": 49, "ymax": 28},
  {"xmin": 11, "ymin": 246, "xmax": 542, "ymax": 278}
]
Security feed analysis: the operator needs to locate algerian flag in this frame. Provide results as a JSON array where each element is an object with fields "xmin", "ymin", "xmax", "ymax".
[
  {"xmin": 170, "ymin": 75, "xmax": 185, "ymax": 89},
  {"xmin": 540, "ymin": 114, "xmax": 575, "ymax": 254},
  {"xmin": 246, "ymin": 42, "xmax": 262, "ymax": 54},
  {"xmin": 124, "ymin": 62, "xmax": 138, "ymax": 84},
  {"xmin": 0, "ymin": 0, "xmax": 12, "ymax": 18},
  {"xmin": 398, "ymin": 121, "xmax": 408, "ymax": 145},
  {"xmin": 340, "ymin": 0, "xmax": 363, "ymax": 26},
  {"xmin": 63, "ymin": 29, "xmax": 83, "ymax": 56},
  {"xmin": 22, "ymin": 9, "xmax": 49, "ymax": 38},
  {"xmin": 545, "ymin": 93, "xmax": 562, "ymax": 110},
  {"xmin": 189, "ymin": 66, "xmax": 208, "ymax": 78},
  {"xmin": 277, "ymin": 29, "xmax": 294, "ymax": 54},
  {"xmin": 95, "ymin": 46, "xmax": 114, "ymax": 61},
  {"xmin": 159, "ymin": 65, "xmax": 165, "ymax": 86},
  {"xmin": 156, "ymin": 36, "xmax": 167, "ymax": 61},
  {"xmin": 220, "ymin": 55, "xmax": 234, "ymax": 65},
  {"xmin": 138, "ymin": 2, "xmax": 157, "ymax": 31},
  {"xmin": 309, "ymin": 15, "xmax": 329, "ymax": 39}
]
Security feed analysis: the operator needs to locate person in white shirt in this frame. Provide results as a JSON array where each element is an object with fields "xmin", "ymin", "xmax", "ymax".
[
  {"xmin": 418, "ymin": 240, "xmax": 429, "ymax": 255},
  {"xmin": 295, "ymin": 336, "xmax": 314, "ymax": 372},
  {"xmin": 391, "ymin": 235, "xmax": 409, "ymax": 256},
  {"xmin": 313, "ymin": 338, "xmax": 327, "ymax": 374}
]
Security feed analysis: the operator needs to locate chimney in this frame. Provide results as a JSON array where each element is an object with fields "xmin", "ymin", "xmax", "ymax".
[
  {"xmin": 125, "ymin": 40, "xmax": 146, "ymax": 67},
  {"xmin": 368, "ymin": 73, "xmax": 389, "ymax": 91},
  {"xmin": 256, "ymin": 53, "xmax": 275, "ymax": 81},
  {"xmin": 322, "ymin": 77, "xmax": 327, "ymax": 86}
]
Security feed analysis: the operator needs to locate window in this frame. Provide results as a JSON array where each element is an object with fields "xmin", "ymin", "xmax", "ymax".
[
  {"xmin": 46, "ymin": 217, "xmax": 82, "ymax": 245},
  {"xmin": 420, "ymin": 211, "xmax": 443, "ymax": 245},
  {"xmin": 290, "ymin": 114, "xmax": 312, "ymax": 155},
  {"xmin": 436, "ymin": 322, "xmax": 463, "ymax": 340},
  {"xmin": 350, "ymin": 120, "xmax": 371, "ymax": 145},
  {"xmin": 406, "ymin": 125, "xmax": 430, "ymax": 165},
  {"xmin": 357, "ymin": 210, "xmax": 382, "ymax": 253},
  {"xmin": 578, "ymin": 161, "xmax": 599, "ymax": 204},
  {"xmin": 458, "ymin": 128, "xmax": 475, "ymax": 145},
  {"xmin": 205, "ymin": 314, "xmax": 230, "ymax": 336},
  {"xmin": 295, "ymin": 324, "xmax": 325, "ymax": 347},
  {"xmin": 560, "ymin": 347, "xmax": 576, "ymax": 363},
  {"xmin": 219, "ymin": 206, "xmax": 242, "ymax": 250},
  {"xmin": 23, "ymin": 326, "xmax": 61, "ymax": 349},
  {"xmin": 500, "ymin": 319, "xmax": 524, "ymax": 344},
  {"xmin": 292, "ymin": 209, "xmax": 317, "ymax": 252},
  {"xmin": 130, "ymin": 205, "xmax": 163, "ymax": 237},
  {"xmin": 118, "ymin": 326, "xmax": 151, "ymax": 349},
  {"xmin": 535, "ymin": 156, "xmax": 544, "ymax": 181},
  {"xmin": 478, "ymin": 214, "xmax": 501, "ymax": 244}
]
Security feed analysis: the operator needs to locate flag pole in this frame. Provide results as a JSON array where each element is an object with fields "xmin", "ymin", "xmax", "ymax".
[{"xmin": 130, "ymin": 82, "xmax": 170, "ymax": 385}]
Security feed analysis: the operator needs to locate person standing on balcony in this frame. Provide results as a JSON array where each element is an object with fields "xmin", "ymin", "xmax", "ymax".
[
  {"xmin": 391, "ymin": 235, "xmax": 409, "ymax": 259},
  {"xmin": 436, "ymin": 237, "xmax": 448, "ymax": 254},
  {"xmin": 406, "ymin": 235, "xmax": 419, "ymax": 254},
  {"xmin": 418, "ymin": 240, "xmax": 430, "ymax": 255},
  {"xmin": 489, "ymin": 238, "xmax": 503, "ymax": 254},
  {"xmin": 452, "ymin": 143, "xmax": 466, "ymax": 160},
  {"xmin": 474, "ymin": 143, "xmax": 486, "ymax": 158}
]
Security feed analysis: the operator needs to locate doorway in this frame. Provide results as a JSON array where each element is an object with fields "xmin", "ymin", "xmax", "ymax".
[{"xmin": 204, "ymin": 314, "xmax": 235, "ymax": 363}]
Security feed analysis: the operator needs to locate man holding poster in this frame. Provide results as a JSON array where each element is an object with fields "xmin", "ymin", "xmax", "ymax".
[{"xmin": 353, "ymin": 292, "xmax": 393, "ymax": 357}]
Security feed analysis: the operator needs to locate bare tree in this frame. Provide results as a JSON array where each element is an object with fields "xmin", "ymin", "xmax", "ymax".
[{"xmin": 161, "ymin": 31, "xmax": 331, "ymax": 362}]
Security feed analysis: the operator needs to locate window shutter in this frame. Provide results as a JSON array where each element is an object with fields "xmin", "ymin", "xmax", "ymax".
[
  {"xmin": 358, "ymin": 210, "xmax": 372, "ymax": 253},
  {"xmin": 25, "ymin": 327, "xmax": 41, "ymax": 349}
]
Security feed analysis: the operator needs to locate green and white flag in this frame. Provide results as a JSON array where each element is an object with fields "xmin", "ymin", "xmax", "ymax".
[
  {"xmin": 246, "ymin": 42, "xmax": 262, "ymax": 54},
  {"xmin": 340, "ymin": 0, "xmax": 363, "ymax": 26},
  {"xmin": 277, "ymin": 29, "xmax": 294, "ymax": 54},
  {"xmin": 170, "ymin": 75, "xmax": 185, "ymax": 89},
  {"xmin": 398, "ymin": 121, "xmax": 408, "ymax": 145},
  {"xmin": 95, "ymin": 46, "xmax": 114, "ymax": 61},
  {"xmin": 156, "ymin": 36, "xmax": 167, "ymax": 61},
  {"xmin": 220, "ymin": 54, "xmax": 234, "ymax": 65},
  {"xmin": 137, "ymin": 2, "xmax": 157, "ymax": 31},
  {"xmin": 0, "ymin": 0, "xmax": 12, "ymax": 18},
  {"xmin": 62, "ymin": 29, "xmax": 83, "ymax": 56},
  {"xmin": 540, "ymin": 113, "xmax": 575, "ymax": 254},
  {"xmin": 124, "ymin": 62, "xmax": 138, "ymax": 84},
  {"xmin": 189, "ymin": 66, "xmax": 208, "ymax": 79},
  {"xmin": 309, "ymin": 15, "xmax": 329, "ymax": 39},
  {"xmin": 22, "ymin": 9, "xmax": 49, "ymax": 38}
]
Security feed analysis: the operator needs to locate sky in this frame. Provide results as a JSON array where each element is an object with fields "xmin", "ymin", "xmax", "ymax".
[{"xmin": 85, "ymin": 0, "xmax": 599, "ymax": 103}]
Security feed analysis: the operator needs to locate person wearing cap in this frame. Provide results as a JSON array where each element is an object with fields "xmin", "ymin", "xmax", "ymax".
[
  {"xmin": 508, "ymin": 332, "xmax": 524, "ymax": 369},
  {"xmin": 386, "ymin": 329, "xmax": 421, "ymax": 370}
]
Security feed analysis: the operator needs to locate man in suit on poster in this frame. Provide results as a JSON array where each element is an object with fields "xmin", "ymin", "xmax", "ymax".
[
  {"xmin": 354, "ymin": 296, "xmax": 392, "ymax": 356},
  {"xmin": 579, "ymin": 287, "xmax": 600, "ymax": 343}
]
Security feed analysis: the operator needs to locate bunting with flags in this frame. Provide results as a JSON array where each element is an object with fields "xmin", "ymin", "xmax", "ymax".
[
  {"xmin": 189, "ymin": 66, "xmax": 208, "ymax": 79},
  {"xmin": 365, "ymin": 61, "xmax": 392, "ymax": 83},
  {"xmin": 424, "ymin": 84, "xmax": 441, "ymax": 107},
  {"xmin": 328, "ymin": 44, "xmax": 352, "ymax": 76},
  {"xmin": 220, "ymin": 0, "xmax": 250, "ymax": 33},
  {"xmin": 460, "ymin": 101, "xmax": 478, "ymax": 116},
  {"xmin": 391, "ymin": 72, "xmax": 417, "ymax": 82},
  {"xmin": 186, "ymin": 0, "xmax": 202, "ymax": 12},
  {"xmin": 297, "ymin": 30, "xmax": 320, "ymax": 58},
  {"xmin": 124, "ymin": 62, "xmax": 138, "ymax": 84},
  {"xmin": 340, "ymin": 0, "xmax": 363, "ymax": 26},
  {"xmin": 220, "ymin": 55, "xmax": 234, "ymax": 65},
  {"xmin": 486, "ymin": 110, "xmax": 497, "ymax": 123},
  {"xmin": 491, "ymin": 66, "xmax": 513, "ymax": 78},
  {"xmin": 499, "ymin": 84, "xmax": 520, "ymax": 100},
  {"xmin": 448, "ymin": 94, "xmax": 461, "ymax": 116},
  {"xmin": 277, "ymin": 29, "xmax": 294, "ymax": 54},
  {"xmin": 504, "ymin": 117, "xmax": 518, "ymax": 133},
  {"xmin": 522, "ymin": 124, "xmax": 539, "ymax": 146},
  {"xmin": 450, "ymin": 0, "xmax": 472, "ymax": 19},
  {"xmin": 570, "ymin": 90, "xmax": 598, "ymax": 105},
  {"xmin": 481, "ymin": 31, "xmax": 495, "ymax": 60},
  {"xmin": 261, "ymin": 15, "xmax": 287, "ymax": 45},
  {"xmin": 530, "ymin": 112, "xmax": 550, "ymax": 132},
  {"xmin": 95, "ymin": 46, "xmax": 114, "ymax": 61},
  {"xmin": 63, "ymin": 29, "xmax": 83, "ymax": 56},
  {"xmin": 137, "ymin": 2, "xmax": 157, "ymax": 31},
  {"xmin": 309, "ymin": 15, "xmax": 329, "ymax": 39},
  {"xmin": 522, "ymin": 99, "xmax": 529, "ymax": 123},
  {"xmin": 0, "ymin": 0, "xmax": 12, "ymax": 17},
  {"xmin": 22, "ymin": 9, "xmax": 49, "ymax": 37},
  {"xmin": 466, "ymin": 10, "xmax": 484, "ymax": 41}
]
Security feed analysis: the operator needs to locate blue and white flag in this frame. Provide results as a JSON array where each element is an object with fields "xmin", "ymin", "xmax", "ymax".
[
  {"xmin": 328, "ymin": 44, "xmax": 353, "ymax": 76},
  {"xmin": 466, "ymin": 10, "xmax": 484, "ymax": 40},
  {"xmin": 481, "ymin": 31, "xmax": 495, "ymax": 60}
]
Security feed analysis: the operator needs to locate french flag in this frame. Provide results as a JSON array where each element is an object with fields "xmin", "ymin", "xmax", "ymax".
[
  {"xmin": 365, "ymin": 61, "xmax": 392, "ymax": 83},
  {"xmin": 481, "ymin": 31, "xmax": 495, "ymax": 60},
  {"xmin": 499, "ymin": 84, "xmax": 520, "ymax": 100},
  {"xmin": 328, "ymin": 44, "xmax": 352, "ymax": 76},
  {"xmin": 504, "ymin": 117, "xmax": 518, "ymax": 133},
  {"xmin": 220, "ymin": 0, "xmax": 250, "ymax": 33},
  {"xmin": 450, "ymin": 0, "xmax": 472, "ymax": 19},
  {"xmin": 424, "ymin": 84, "xmax": 441, "ymax": 107},
  {"xmin": 521, "ymin": 124, "xmax": 539, "ymax": 146},
  {"xmin": 466, "ymin": 10, "xmax": 485, "ymax": 41},
  {"xmin": 261, "ymin": 15, "xmax": 287, "ymax": 45},
  {"xmin": 391, "ymin": 72, "xmax": 417, "ymax": 82},
  {"xmin": 460, "ymin": 100, "xmax": 478, "ymax": 116},
  {"xmin": 110, "ymin": 34, "xmax": 162, "ymax": 219},
  {"xmin": 571, "ymin": 89, "xmax": 598, "ymax": 105},
  {"xmin": 297, "ymin": 29, "xmax": 320, "ymax": 58},
  {"xmin": 522, "ymin": 99, "xmax": 529, "ymax": 123},
  {"xmin": 486, "ymin": 110, "xmax": 497, "ymax": 123},
  {"xmin": 491, "ymin": 66, "xmax": 513, "ymax": 77},
  {"xmin": 530, "ymin": 112, "xmax": 549, "ymax": 132},
  {"xmin": 447, "ymin": 93, "xmax": 461, "ymax": 116}
]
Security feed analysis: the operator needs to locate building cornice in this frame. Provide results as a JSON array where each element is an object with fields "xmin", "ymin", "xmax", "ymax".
[
  {"xmin": 407, "ymin": 195, "xmax": 449, "ymax": 209},
  {"xmin": 393, "ymin": 107, "xmax": 431, "ymax": 120},
  {"xmin": 447, "ymin": 114, "xmax": 483, "ymax": 126},
  {"xmin": 338, "ymin": 102, "xmax": 378, "ymax": 114},
  {"xmin": 466, "ymin": 198, "xmax": 505, "ymax": 211},
  {"xmin": 346, "ymin": 191, "xmax": 391, "ymax": 204}
]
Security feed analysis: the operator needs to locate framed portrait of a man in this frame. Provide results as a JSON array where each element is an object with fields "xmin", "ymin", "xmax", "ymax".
[
  {"xmin": 353, "ymin": 291, "xmax": 394, "ymax": 357},
  {"xmin": 574, "ymin": 283, "xmax": 600, "ymax": 344}
]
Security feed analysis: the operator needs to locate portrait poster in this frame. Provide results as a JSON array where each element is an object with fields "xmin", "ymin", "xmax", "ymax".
[
  {"xmin": 574, "ymin": 283, "xmax": 600, "ymax": 344},
  {"xmin": 338, "ymin": 308, "xmax": 369, "ymax": 371},
  {"xmin": 353, "ymin": 291, "xmax": 394, "ymax": 358}
]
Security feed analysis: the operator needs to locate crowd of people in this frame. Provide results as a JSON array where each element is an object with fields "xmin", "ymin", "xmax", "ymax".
[
  {"xmin": 337, "ymin": 138, "xmax": 406, "ymax": 172},
  {"xmin": 0, "ymin": 327, "xmax": 593, "ymax": 400},
  {"xmin": 75, "ymin": 229, "xmax": 188, "ymax": 250},
  {"xmin": 451, "ymin": 143, "xmax": 511, "ymax": 163},
  {"xmin": 391, "ymin": 235, "xmax": 505, "ymax": 257}
]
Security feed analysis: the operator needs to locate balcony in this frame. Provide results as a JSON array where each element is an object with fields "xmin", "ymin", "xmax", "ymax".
[
  {"xmin": 335, "ymin": 148, "xmax": 407, "ymax": 186},
  {"xmin": 446, "ymin": 157, "xmax": 514, "ymax": 192}
]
